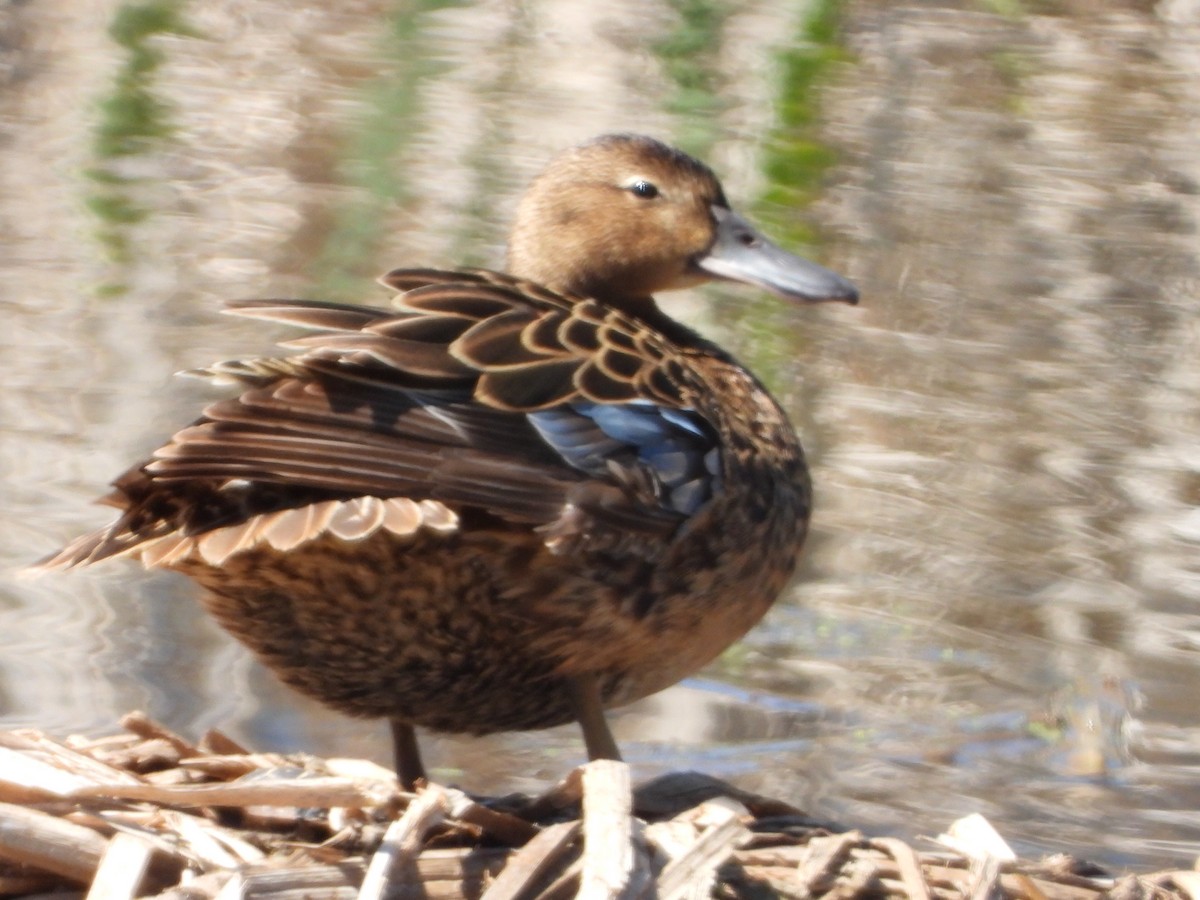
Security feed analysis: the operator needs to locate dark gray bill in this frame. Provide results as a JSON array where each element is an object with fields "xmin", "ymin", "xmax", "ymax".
[{"xmin": 695, "ymin": 205, "xmax": 859, "ymax": 304}]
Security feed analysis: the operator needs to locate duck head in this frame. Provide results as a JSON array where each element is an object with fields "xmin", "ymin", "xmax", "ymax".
[{"xmin": 506, "ymin": 134, "xmax": 859, "ymax": 309}]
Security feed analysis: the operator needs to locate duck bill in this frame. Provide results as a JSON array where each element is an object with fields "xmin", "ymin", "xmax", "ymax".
[{"xmin": 695, "ymin": 205, "xmax": 859, "ymax": 304}]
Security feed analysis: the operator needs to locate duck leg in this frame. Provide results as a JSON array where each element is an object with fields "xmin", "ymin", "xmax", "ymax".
[
  {"xmin": 390, "ymin": 718, "xmax": 426, "ymax": 789},
  {"xmin": 567, "ymin": 674, "xmax": 622, "ymax": 761}
]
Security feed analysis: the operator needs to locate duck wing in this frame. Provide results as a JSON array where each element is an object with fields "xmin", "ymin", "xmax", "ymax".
[{"xmin": 40, "ymin": 269, "xmax": 724, "ymax": 569}]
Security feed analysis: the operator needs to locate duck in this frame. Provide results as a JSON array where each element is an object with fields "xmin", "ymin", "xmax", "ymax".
[{"xmin": 40, "ymin": 134, "xmax": 858, "ymax": 787}]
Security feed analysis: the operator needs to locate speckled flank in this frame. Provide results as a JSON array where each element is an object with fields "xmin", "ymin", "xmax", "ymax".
[{"xmin": 176, "ymin": 457, "xmax": 803, "ymax": 735}]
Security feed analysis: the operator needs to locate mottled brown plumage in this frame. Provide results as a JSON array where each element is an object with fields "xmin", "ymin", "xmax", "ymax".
[{"xmin": 39, "ymin": 134, "xmax": 857, "ymax": 786}]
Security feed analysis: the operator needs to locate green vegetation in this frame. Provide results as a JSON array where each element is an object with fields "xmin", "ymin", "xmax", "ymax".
[
  {"xmin": 755, "ymin": 0, "xmax": 850, "ymax": 248},
  {"xmin": 444, "ymin": 124, "xmax": 513, "ymax": 270},
  {"xmin": 85, "ymin": 0, "xmax": 195, "ymax": 288},
  {"xmin": 1026, "ymin": 718, "xmax": 1063, "ymax": 743},
  {"xmin": 654, "ymin": 0, "xmax": 733, "ymax": 159},
  {"xmin": 988, "ymin": 47, "xmax": 1034, "ymax": 115},
  {"xmin": 94, "ymin": 1, "xmax": 192, "ymax": 157},
  {"xmin": 731, "ymin": 0, "xmax": 852, "ymax": 386},
  {"xmin": 442, "ymin": 13, "xmax": 527, "ymax": 270},
  {"xmin": 977, "ymin": 0, "xmax": 1026, "ymax": 18},
  {"xmin": 306, "ymin": 0, "xmax": 465, "ymax": 301}
]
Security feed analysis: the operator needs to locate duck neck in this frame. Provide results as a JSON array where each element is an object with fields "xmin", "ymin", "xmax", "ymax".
[
  {"xmin": 602, "ymin": 291, "xmax": 714, "ymax": 353},
  {"xmin": 594, "ymin": 290, "xmax": 660, "ymax": 322}
]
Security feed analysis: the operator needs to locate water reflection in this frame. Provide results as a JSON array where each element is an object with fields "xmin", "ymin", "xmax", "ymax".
[{"xmin": 1, "ymin": 0, "xmax": 1198, "ymax": 872}]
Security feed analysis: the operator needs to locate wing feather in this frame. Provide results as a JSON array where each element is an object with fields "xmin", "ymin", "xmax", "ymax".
[{"xmin": 40, "ymin": 268, "xmax": 722, "ymax": 570}]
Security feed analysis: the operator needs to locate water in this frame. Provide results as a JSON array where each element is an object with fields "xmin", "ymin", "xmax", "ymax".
[{"xmin": 2, "ymin": 0, "xmax": 1199, "ymax": 872}]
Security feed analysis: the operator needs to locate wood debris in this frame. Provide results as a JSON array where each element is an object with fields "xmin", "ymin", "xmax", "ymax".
[{"xmin": 0, "ymin": 715, "xmax": 1194, "ymax": 900}]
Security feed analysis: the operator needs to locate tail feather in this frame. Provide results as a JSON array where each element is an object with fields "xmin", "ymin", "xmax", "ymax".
[{"xmin": 25, "ymin": 521, "xmax": 146, "ymax": 576}]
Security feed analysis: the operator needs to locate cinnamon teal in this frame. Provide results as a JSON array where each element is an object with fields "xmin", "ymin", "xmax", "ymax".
[{"xmin": 40, "ymin": 134, "xmax": 858, "ymax": 787}]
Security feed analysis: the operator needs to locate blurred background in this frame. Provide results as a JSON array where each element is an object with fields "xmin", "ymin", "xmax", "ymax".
[{"xmin": 2, "ymin": 0, "xmax": 1199, "ymax": 872}]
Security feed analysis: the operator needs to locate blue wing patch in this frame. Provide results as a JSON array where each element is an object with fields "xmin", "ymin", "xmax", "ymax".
[{"xmin": 528, "ymin": 400, "xmax": 722, "ymax": 515}]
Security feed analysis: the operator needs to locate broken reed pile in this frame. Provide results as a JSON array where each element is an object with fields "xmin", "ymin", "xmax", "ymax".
[{"xmin": 0, "ymin": 714, "xmax": 1196, "ymax": 900}]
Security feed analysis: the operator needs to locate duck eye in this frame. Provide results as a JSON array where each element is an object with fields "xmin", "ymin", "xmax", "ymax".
[{"xmin": 629, "ymin": 180, "xmax": 659, "ymax": 199}]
